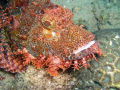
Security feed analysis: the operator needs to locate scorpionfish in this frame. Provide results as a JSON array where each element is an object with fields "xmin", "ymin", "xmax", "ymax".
[{"xmin": 0, "ymin": 0, "xmax": 104, "ymax": 76}]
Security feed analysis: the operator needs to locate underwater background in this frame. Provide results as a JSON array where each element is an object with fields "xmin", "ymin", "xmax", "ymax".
[{"xmin": 0, "ymin": 0, "xmax": 120, "ymax": 90}]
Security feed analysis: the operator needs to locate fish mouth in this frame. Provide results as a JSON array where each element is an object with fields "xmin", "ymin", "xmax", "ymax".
[
  {"xmin": 73, "ymin": 40, "xmax": 96, "ymax": 54},
  {"xmin": 66, "ymin": 40, "xmax": 97, "ymax": 60}
]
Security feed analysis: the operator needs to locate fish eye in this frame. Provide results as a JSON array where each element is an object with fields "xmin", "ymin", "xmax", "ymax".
[
  {"xmin": 41, "ymin": 14, "xmax": 55, "ymax": 30},
  {"xmin": 43, "ymin": 20, "xmax": 51, "ymax": 27}
]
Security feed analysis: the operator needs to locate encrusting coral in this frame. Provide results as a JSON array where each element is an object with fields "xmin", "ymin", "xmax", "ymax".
[{"xmin": 0, "ymin": 0, "xmax": 104, "ymax": 76}]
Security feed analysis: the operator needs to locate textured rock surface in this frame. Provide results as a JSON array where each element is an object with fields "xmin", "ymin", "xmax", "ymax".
[
  {"xmin": 92, "ymin": 0, "xmax": 120, "ymax": 30},
  {"xmin": 0, "ymin": 70, "xmax": 15, "ymax": 90},
  {"xmin": 14, "ymin": 65, "xmax": 75, "ymax": 90},
  {"xmin": 72, "ymin": 28, "xmax": 120, "ymax": 90}
]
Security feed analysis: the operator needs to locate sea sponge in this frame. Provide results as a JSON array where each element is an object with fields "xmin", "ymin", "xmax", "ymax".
[{"xmin": 72, "ymin": 28, "xmax": 120, "ymax": 90}]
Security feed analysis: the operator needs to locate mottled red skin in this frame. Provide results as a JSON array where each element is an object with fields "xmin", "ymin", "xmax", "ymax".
[
  {"xmin": 40, "ymin": 41, "xmax": 104, "ymax": 76},
  {"xmin": 0, "ymin": 0, "xmax": 104, "ymax": 76}
]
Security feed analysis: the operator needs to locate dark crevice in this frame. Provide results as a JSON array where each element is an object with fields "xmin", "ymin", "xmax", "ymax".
[{"xmin": 93, "ymin": 81, "xmax": 102, "ymax": 87}]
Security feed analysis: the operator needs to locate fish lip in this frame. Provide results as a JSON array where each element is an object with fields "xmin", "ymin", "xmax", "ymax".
[
  {"xmin": 73, "ymin": 40, "xmax": 96, "ymax": 54},
  {"xmin": 65, "ymin": 40, "xmax": 96, "ymax": 61}
]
